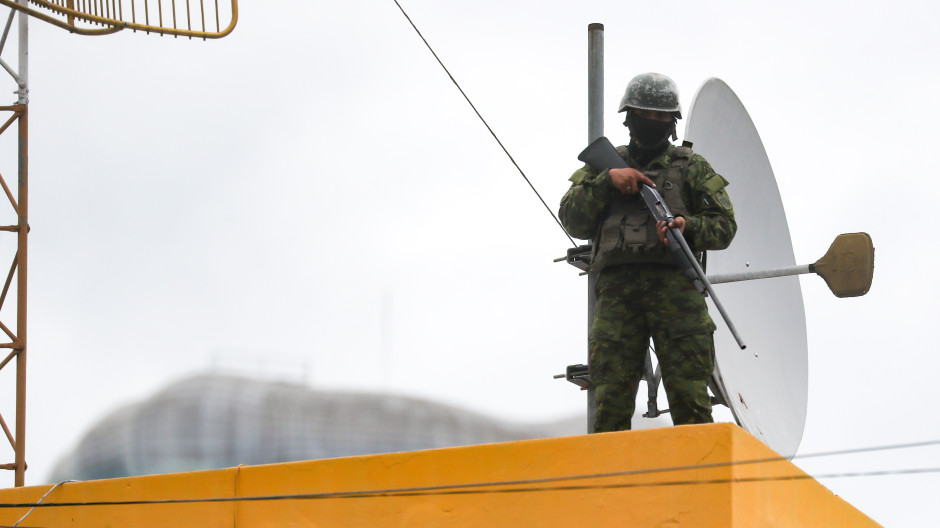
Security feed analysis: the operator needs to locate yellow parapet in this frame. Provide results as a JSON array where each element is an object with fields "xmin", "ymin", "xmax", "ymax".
[{"xmin": 0, "ymin": 423, "xmax": 879, "ymax": 527}]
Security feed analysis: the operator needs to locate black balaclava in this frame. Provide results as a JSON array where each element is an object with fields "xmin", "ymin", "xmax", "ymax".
[{"xmin": 624, "ymin": 111, "xmax": 676, "ymax": 165}]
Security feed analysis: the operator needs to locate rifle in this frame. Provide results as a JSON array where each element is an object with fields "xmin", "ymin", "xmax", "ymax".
[{"xmin": 578, "ymin": 136, "xmax": 746, "ymax": 350}]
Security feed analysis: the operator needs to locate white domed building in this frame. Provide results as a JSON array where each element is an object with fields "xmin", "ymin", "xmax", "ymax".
[{"xmin": 49, "ymin": 374, "xmax": 586, "ymax": 481}]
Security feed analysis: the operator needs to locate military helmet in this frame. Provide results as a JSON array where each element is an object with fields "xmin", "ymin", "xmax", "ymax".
[{"xmin": 618, "ymin": 72, "xmax": 682, "ymax": 118}]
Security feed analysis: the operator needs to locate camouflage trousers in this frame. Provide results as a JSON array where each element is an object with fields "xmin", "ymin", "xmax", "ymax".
[{"xmin": 589, "ymin": 263, "xmax": 717, "ymax": 433}]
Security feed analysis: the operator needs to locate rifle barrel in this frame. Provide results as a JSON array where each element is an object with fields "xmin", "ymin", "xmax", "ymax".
[{"xmin": 667, "ymin": 225, "xmax": 747, "ymax": 351}]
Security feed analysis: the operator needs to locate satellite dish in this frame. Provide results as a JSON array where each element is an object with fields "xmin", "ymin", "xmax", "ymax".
[{"xmin": 684, "ymin": 78, "xmax": 807, "ymax": 458}]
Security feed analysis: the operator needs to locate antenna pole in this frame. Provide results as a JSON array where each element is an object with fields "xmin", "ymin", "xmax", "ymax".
[{"xmin": 584, "ymin": 23, "xmax": 603, "ymax": 433}]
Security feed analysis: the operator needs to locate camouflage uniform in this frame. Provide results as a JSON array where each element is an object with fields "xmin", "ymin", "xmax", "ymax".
[{"xmin": 559, "ymin": 144, "xmax": 736, "ymax": 432}]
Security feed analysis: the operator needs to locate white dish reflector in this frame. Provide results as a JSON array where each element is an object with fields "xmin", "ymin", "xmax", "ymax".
[{"xmin": 685, "ymin": 78, "xmax": 808, "ymax": 458}]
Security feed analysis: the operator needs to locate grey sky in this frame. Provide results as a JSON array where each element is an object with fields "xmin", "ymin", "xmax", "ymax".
[{"xmin": 2, "ymin": 0, "xmax": 937, "ymax": 525}]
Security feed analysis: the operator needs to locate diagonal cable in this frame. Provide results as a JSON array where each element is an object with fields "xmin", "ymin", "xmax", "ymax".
[{"xmin": 392, "ymin": 0, "xmax": 576, "ymax": 247}]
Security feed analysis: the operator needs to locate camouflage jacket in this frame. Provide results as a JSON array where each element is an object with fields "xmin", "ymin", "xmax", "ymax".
[{"xmin": 558, "ymin": 143, "xmax": 737, "ymax": 254}]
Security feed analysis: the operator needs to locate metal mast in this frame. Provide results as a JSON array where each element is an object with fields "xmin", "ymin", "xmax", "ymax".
[
  {"xmin": 0, "ymin": 0, "xmax": 28, "ymax": 487},
  {"xmin": 585, "ymin": 23, "xmax": 603, "ymax": 432},
  {"xmin": 556, "ymin": 23, "xmax": 604, "ymax": 432}
]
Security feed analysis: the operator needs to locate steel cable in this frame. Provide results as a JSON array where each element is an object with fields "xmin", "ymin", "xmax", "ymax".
[
  {"xmin": 0, "ymin": 438, "xmax": 937, "ymax": 510},
  {"xmin": 392, "ymin": 0, "xmax": 576, "ymax": 247}
]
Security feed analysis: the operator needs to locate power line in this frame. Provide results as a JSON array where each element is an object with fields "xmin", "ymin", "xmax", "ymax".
[
  {"xmin": 3, "ymin": 438, "xmax": 939, "ymax": 510},
  {"xmin": 391, "ymin": 0, "xmax": 576, "ymax": 247},
  {"xmin": 2, "ymin": 466, "xmax": 939, "ymax": 510},
  {"xmin": 793, "ymin": 438, "xmax": 940, "ymax": 461}
]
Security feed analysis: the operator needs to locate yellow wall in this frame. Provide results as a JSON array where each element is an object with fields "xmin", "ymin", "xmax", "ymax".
[{"xmin": 0, "ymin": 423, "xmax": 879, "ymax": 527}]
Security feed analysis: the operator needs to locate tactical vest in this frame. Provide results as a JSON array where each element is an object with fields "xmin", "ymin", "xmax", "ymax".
[{"xmin": 591, "ymin": 145, "xmax": 693, "ymax": 270}]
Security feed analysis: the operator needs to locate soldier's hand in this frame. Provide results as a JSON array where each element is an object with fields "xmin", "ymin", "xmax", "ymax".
[
  {"xmin": 657, "ymin": 217, "xmax": 686, "ymax": 245},
  {"xmin": 609, "ymin": 168, "xmax": 655, "ymax": 195}
]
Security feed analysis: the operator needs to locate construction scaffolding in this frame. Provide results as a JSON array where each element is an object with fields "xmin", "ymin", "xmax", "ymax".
[{"xmin": 0, "ymin": 0, "xmax": 237, "ymax": 487}]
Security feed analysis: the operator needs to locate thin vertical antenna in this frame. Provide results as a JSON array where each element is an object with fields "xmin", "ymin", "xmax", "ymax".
[{"xmin": 380, "ymin": 289, "xmax": 392, "ymax": 391}]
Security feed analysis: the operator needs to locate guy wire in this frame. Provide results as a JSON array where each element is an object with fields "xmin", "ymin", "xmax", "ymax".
[
  {"xmin": 392, "ymin": 0, "xmax": 577, "ymax": 248},
  {"xmin": 9, "ymin": 480, "xmax": 72, "ymax": 527}
]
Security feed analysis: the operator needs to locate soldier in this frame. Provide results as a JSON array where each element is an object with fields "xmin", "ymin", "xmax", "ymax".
[{"xmin": 559, "ymin": 73, "xmax": 737, "ymax": 432}]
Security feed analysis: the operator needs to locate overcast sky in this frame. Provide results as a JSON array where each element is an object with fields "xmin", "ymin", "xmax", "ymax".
[{"xmin": 0, "ymin": 0, "xmax": 937, "ymax": 524}]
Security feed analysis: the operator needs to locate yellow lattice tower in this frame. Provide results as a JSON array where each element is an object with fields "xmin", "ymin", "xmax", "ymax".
[{"xmin": 0, "ymin": 0, "xmax": 237, "ymax": 488}]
